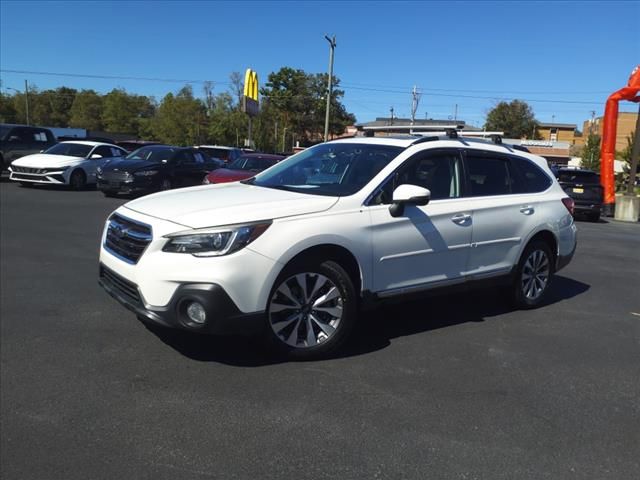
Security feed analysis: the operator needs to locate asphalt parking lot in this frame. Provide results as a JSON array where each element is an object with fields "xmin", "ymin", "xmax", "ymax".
[{"xmin": 1, "ymin": 179, "xmax": 639, "ymax": 480}]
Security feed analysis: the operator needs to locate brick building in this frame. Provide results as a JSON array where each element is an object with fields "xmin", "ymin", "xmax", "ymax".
[{"xmin": 582, "ymin": 111, "xmax": 638, "ymax": 152}]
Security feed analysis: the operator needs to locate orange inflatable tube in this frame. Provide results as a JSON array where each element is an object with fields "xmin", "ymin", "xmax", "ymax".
[{"xmin": 600, "ymin": 65, "xmax": 640, "ymax": 214}]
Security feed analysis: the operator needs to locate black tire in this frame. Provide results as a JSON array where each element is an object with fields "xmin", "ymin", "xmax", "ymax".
[
  {"xmin": 264, "ymin": 260, "xmax": 357, "ymax": 359},
  {"xmin": 69, "ymin": 169, "xmax": 87, "ymax": 190},
  {"xmin": 103, "ymin": 191, "xmax": 118, "ymax": 198},
  {"xmin": 510, "ymin": 240, "xmax": 554, "ymax": 309},
  {"xmin": 160, "ymin": 178, "xmax": 172, "ymax": 191},
  {"xmin": 588, "ymin": 212, "xmax": 600, "ymax": 222},
  {"xmin": 19, "ymin": 182, "xmax": 33, "ymax": 188}
]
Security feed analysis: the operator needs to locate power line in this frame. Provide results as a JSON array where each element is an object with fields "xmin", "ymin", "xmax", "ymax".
[
  {"xmin": 1, "ymin": 69, "xmax": 229, "ymax": 85},
  {"xmin": 341, "ymin": 81, "xmax": 610, "ymax": 95}
]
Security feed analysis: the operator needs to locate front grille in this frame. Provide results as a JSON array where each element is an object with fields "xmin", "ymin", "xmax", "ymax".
[
  {"xmin": 12, "ymin": 166, "xmax": 51, "ymax": 174},
  {"xmin": 101, "ymin": 171, "xmax": 131, "ymax": 182},
  {"xmin": 104, "ymin": 213, "xmax": 152, "ymax": 264},
  {"xmin": 100, "ymin": 265, "xmax": 142, "ymax": 307}
]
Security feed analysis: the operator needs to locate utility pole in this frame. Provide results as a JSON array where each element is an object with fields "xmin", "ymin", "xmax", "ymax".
[
  {"xmin": 24, "ymin": 80, "xmax": 30, "ymax": 126},
  {"xmin": 410, "ymin": 85, "xmax": 422, "ymax": 125},
  {"xmin": 454, "ymin": 103, "xmax": 458, "ymax": 122},
  {"xmin": 323, "ymin": 35, "xmax": 336, "ymax": 143},
  {"xmin": 390, "ymin": 106, "xmax": 394, "ymax": 125}
]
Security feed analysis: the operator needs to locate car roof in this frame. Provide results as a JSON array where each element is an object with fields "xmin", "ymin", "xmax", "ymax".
[
  {"xmin": 60, "ymin": 140, "xmax": 121, "ymax": 148},
  {"xmin": 197, "ymin": 145, "xmax": 240, "ymax": 150},
  {"xmin": 327, "ymin": 135, "xmax": 550, "ymax": 170},
  {"xmin": 239, "ymin": 153, "xmax": 285, "ymax": 160}
]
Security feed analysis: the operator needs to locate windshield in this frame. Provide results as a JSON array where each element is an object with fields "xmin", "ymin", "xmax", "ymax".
[
  {"xmin": 558, "ymin": 171, "xmax": 600, "ymax": 183},
  {"xmin": 44, "ymin": 143, "xmax": 93, "ymax": 157},
  {"xmin": 125, "ymin": 146, "xmax": 176, "ymax": 162},
  {"xmin": 249, "ymin": 143, "xmax": 403, "ymax": 196},
  {"xmin": 229, "ymin": 156, "xmax": 279, "ymax": 171}
]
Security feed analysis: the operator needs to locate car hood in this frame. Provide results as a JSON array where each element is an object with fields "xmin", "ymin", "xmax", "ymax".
[
  {"xmin": 123, "ymin": 182, "xmax": 338, "ymax": 228},
  {"xmin": 207, "ymin": 168, "xmax": 254, "ymax": 183},
  {"xmin": 103, "ymin": 159, "xmax": 159, "ymax": 172},
  {"xmin": 10, "ymin": 153, "xmax": 85, "ymax": 168}
]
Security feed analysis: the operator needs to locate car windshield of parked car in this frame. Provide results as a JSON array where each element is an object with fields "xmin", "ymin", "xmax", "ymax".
[
  {"xmin": 44, "ymin": 142, "xmax": 93, "ymax": 157},
  {"xmin": 125, "ymin": 146, "xmax": 176, "ymax": 163},
  {"xmin": 229, "ymin": 156, "xmax": 279, "ymax": 171},
  {"xmin": 248, "ymin": 143, "xmax": 403, "ymax": 196}
]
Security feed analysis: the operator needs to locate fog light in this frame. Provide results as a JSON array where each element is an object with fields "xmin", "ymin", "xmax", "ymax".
[{"xmin": 186, "ymin": 301, "xmax": 206, "ymax": 324}]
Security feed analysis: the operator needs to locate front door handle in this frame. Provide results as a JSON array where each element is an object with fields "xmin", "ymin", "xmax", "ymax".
[
  {"xmin": 451, "ymin": 213, "xmax": 471, "ymax": 224},
  {"xmin": 520, "ymin": 205, "xmax": 535, "ymax": 215}
]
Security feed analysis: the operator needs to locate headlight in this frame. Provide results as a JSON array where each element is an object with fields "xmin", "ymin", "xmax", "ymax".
[
  {"xmin": 134, "ymin": 170, "xmax": 159, "ymax": 176},
  {"xmin": 162, "ymin": 221, "xmax": 271, "ymax": 257}
]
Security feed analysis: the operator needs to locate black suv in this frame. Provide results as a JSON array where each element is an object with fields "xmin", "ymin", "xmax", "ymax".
[
  {"xmin": 0, "ymin": 124, "xmax": 57, "ymax": 171},
  {"xmin": 556, "ymin": 167, "xmax": 603, "ymax": 221},
  {"xmin": 97, "ymin": 145, "xmax": 223, "ymax": 197}
]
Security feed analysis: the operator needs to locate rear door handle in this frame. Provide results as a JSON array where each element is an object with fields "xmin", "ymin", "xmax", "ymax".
[
  {"xmin": 520, "ymin": 205, "xmax": 535, "ymax": 215},
  {"xmin": 451, "ymin": 213, "xmax": 471, "ymax": 224}
]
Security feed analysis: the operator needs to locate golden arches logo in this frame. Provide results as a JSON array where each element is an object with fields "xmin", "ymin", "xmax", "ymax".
[{"xmin": 243, "ymin": 69, "xmax": 259, "ymax": 101}]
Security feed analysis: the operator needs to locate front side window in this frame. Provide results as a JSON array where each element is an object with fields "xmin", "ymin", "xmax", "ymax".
[
  {"xmin": 44, "ymin": 142, "xmax": 93, "ymax": 157},
  {"xmin": 249, "ymin": 143, "xmax": 402, "ymax": 197},
  {"xmin": 465, "ymin": 155, "xmax": 511, "ymax": 197},
  {"xmin": 370, "ymin": 150, "xmax": 461, "ymax": 205},
  {"xmin": 93, "ymin": 145, "xmax": 115, "ymax": 158}
]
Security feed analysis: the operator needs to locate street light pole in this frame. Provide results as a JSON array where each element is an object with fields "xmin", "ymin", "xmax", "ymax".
[
  {"xmin": 323, "ymin": 35, "xmax": 336, "ymax": 143},
  {"xmin": 24, "ymin": 79, "xmax": 30, "ymax": 126}
]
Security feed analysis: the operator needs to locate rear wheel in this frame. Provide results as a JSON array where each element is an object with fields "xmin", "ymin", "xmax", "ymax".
[
  {"xmin": 264, "ymin": 260, "xmax": 357, "ymax": 359},
  {"xmin": 511, "ymin": 240, "xmax": 554, "ymax": 309},
  {"xmin": 69, "ymin": 169, "xmax": 86, "ymax": 190},
  {"xmin": 588, "ymin": 212, "xmax": 600, "ymax": 222}
]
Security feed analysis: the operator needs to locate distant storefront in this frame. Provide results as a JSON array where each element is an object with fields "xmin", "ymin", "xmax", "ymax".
[{"xmin": 504, "ymin": 139, "xmax": 572, "ymax": 165}]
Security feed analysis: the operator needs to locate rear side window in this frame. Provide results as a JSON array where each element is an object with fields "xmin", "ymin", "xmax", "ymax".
[
  {"xmin": 510, "ymin": 156, "xmax": 552, "ymax": 193},
  {"xmin": 465, "ymin": 155, "xmax": 511, "ymax": 196}
]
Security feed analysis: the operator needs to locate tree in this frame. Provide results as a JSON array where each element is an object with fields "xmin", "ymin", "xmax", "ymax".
[
  {"xmin": 0, "ymin": 92, "xmax": 17, "ymax": 123},
  {"xmin": 229, "ymin": 71, "xmax": 243, "ymax": 107},
  {"xmin": 581, "ymin": 133, "xmax": 601, "ymax": 171},
  {"xmin": 102, "ymin": 88, "xmax": 155, "ymax": 136},
  {"xmin": 69, "ymin": 90, "xmax": 103, "ymax": 131},
  {"xmin": 485, "ymin": 100, "xmax": 539, "ymax": 139},
  {"xmin": 260, "ymin": 67, "xmax": 356, "ymax": 146},
  {"xmin": 151, "ymin": 85, "xmax": 206, "ymax": 145}
]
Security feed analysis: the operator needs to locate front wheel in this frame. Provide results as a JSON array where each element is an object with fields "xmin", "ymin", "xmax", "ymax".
[
  {"xmin": 511, "ymin": 241, "xmax": 554, "ymax": 309},
  {"xmin": 264, "ymin": 260, "xmax": 357, "ymax": 359},
  {"xmin": 69, "ymin": 169, "xmax": 86, "ymax": 190}
]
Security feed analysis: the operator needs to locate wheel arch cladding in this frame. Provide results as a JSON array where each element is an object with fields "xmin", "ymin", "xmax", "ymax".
[
  {"xmin": 527, "ymin": 230, "xmax": 558, "ymax": 265},
  {"xmin": 282, "ymin": 244, "xmax": 363, "ymax": 297}
]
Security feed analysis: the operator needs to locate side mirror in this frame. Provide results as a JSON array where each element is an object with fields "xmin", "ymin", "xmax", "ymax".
[
  {"xmin": 389, "ymin": 184, "xmax": 431, "ymax": 217},
  {"xmin": 90, "ymin": 154, "xmax": 103, "ymax": 159}
]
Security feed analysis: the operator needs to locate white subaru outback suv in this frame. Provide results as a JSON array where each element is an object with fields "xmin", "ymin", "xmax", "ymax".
[{"xmin": 99, "ymin": 132, "xmax": 577, "ymax": 358}]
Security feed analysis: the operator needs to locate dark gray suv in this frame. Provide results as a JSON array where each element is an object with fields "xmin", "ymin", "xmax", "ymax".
[{"xmin": 0, "ymin": 124, "xmax": 57, "ymax": 171}]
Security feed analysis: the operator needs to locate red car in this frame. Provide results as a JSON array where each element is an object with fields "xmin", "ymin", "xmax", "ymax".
[{"xmin": 203, "ymin": 153, "xmax": 285, "ymax": 184}]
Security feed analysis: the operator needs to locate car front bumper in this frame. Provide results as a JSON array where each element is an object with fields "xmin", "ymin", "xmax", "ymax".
[
  {"xmin": 99, "ymin": 264, "xmax": 264, "ymax": 335},
  {"xmin": 97, "ymin": 177, "xmax": 155, "ymax": 194}
]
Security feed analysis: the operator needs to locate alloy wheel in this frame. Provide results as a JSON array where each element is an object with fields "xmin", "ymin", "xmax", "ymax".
[
  {"xmin": 521, "ymin": 249, "xmax": 550, "ymax": 300},
  {"xmin": 269, "ymin": 273, "xmax": 344, "ymax": 349}
]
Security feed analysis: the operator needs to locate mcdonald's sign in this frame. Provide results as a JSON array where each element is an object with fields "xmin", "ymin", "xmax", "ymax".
[{"xmin": 242, "ymin": 68, "xmax": 259, "ymax": 117}]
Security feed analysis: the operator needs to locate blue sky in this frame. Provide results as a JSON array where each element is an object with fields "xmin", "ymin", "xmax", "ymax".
[{"xmin": 1, "ymin": 0, "xmax": 639, "ymax": 128}]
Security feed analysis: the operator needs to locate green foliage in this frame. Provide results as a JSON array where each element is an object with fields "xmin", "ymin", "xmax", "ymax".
[
  {"xmin": 0, "ymin": 92, "xmax": 17, "ymax": 123},
  {"xmin": 616, "ymin": 131, "xmax": 638, "ymax": 192},
  {"xmin": 581, "ymin": 134, "xmax": 601, "ymax": 171},
  {"xmin": 69, "ymin": 90, "xmax": 103, "ymax": 130},
  {"xmin": 151, "ymin": 86, "xmax": 206, "ymax": 146},
  {"xmin": 102, "ymin": 88, "xmax": 155, "ymax": 136},
  {"xmin": 0, "ymin": 66, "xmax": 357, "ymax": 151},
  {"xmin": 485, "ymin": 100, "xmax": 539, "ymax": 139}
]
